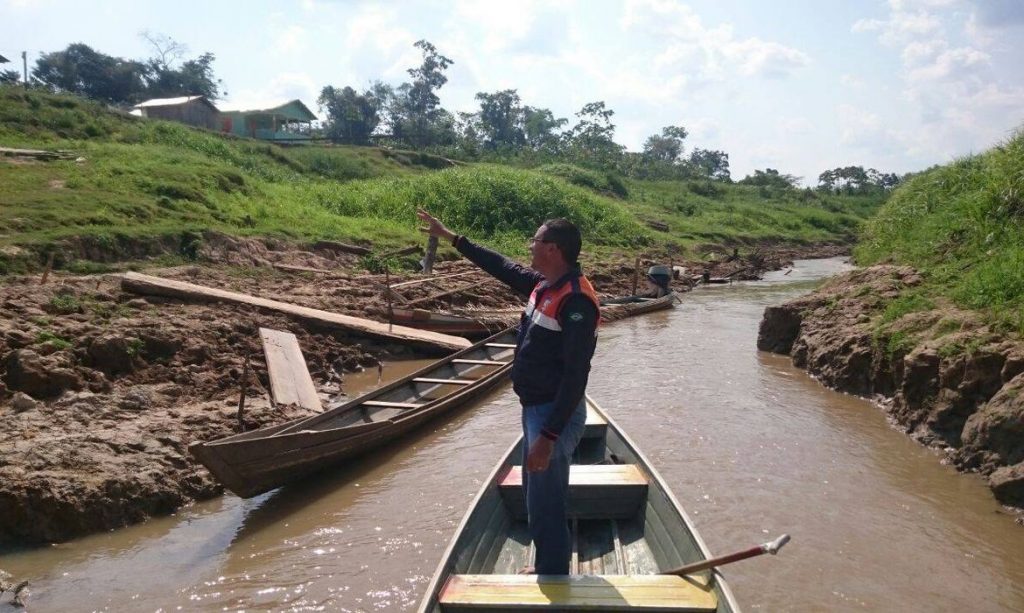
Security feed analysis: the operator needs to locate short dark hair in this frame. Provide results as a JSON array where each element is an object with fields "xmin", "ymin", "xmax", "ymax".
[{"xmin": 540, "ymin": 218, "xmax": 582, "ymax": 265}]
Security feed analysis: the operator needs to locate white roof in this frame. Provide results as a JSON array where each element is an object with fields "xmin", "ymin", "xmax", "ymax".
[{"xmin": 133, "ymin": 96, "xmax": 212, "ymax": 109}]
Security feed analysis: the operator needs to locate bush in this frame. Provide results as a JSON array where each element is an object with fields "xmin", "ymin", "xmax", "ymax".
[
  {"xmin": 536, "ymin": 163, "xmax": 629, "ymax": 198},
  {"xmin": 318, "ymin": 165, "xmax": 647, "ymax": 249}
]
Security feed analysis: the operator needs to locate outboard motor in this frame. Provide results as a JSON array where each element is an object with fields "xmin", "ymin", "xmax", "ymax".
[{"xmin": 646, "ymin": 265, "xmax": 672, "ymax": 297}]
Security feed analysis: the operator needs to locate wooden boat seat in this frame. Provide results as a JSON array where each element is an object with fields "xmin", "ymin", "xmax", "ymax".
[
  {"xmin": 362, "ymin": 400, "xmax": 426, "ymax": 409},
  {"xmin": 439, "ymin": 574, "xmax": 717, "ymax": 611},
  {"xmin": 584, "ymin": 408, "xmax": 607, "ymax": 439},
  {"xmin": 413, "ymin": 377, "xmax": 476, "ymax": 385},
  {"xmin": 485, "ymin": 342, "xmax": 517, "ymax": 348},
  {"xmin": 499, "ymin": 465, "xmax": 648, "ymax": 520},
  {"xmin": 452, "ymin": 359, "xmax": 509, "ymax": 366}
]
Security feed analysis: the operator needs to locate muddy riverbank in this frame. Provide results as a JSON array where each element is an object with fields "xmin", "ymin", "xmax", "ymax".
[
  {"xmin": 0, "ymin": 235, "xmax": 834, "ymax": 545},
  {"xmin": 758, "ymin": 264, "xmax": 1024, "ymax": 509}
]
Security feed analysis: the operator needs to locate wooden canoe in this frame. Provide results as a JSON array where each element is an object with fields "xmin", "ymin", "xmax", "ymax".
[
  {"xmin": 189, "ymin": 328, "xmax": 517, "ymax": 498},
  {"xmin": 392, "ymin": 292, "xmax": 676, "ymax": 337},
  {"xmin": 600, "ymin": 291, "xmax": 677, "ymax": 322},
  {"xmin": 389, "ymin": 307, "xmax": 517, "ymax": 339},
  {"xmin": 418, "ymin": 395, "xmax": 739, "ymax": 612}
]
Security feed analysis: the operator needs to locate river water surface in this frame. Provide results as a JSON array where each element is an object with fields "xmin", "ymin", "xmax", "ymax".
[{"xmin": 2, "ymin": 257, "xmax": 1023, "ymax": 612}]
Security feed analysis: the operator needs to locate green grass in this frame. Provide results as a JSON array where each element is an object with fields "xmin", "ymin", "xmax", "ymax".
[
  {"xmin": 1, "ymin": 86, "xmax": 887, "ymax": 271},
  {"xmin": 856, "ymin": 128, "xmax": 1024, "ymax": 333}
]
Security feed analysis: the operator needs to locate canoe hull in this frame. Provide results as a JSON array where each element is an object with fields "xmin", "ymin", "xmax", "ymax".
[
  {"xmin": 190, "ymin": 329, "xmax": 516, "ymax": 498},
  {"xmin": 600, "ymin": 292, "xmax": 676, "ymax": 322},
  {"xmin": 417, "ymin": 395, "xmax": 739, "ymax": 612}
]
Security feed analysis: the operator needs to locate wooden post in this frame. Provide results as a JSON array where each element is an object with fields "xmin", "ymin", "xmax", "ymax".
[
  {"xmin": 423, "ymin": 235, "xmax": 439, "ymax": 274},
  {"xmin": 385, "ymin": 266, "xmax": 393, "ymax": 332},
  {"xmin": 39, "ymin": 252, "xmax": 55, "ymax": 285},
  {"xmin": 631, "ymin": 256, "xmax": 641, "ymax": 296},
  {"xmin": 236, "ymin": 354, "xmax": 251, "ymax": 432}
]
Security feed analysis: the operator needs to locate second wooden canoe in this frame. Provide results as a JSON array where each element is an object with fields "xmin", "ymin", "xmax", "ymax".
[{"xmin": 190, "ymin": 328, "xmax": 517, "ymax": 498}]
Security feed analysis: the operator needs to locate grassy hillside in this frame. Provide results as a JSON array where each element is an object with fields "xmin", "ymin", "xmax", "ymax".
[
  {"xmin": 1, "ymin": 86, "xmax": 885, "ymax": 273},
  {"xmin": 855, "ymin": 129, "xmax": 1024, "ymax": 331}
]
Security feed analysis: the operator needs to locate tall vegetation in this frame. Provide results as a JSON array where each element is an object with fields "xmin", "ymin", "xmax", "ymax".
[
  {"xmin": 0, "ymin": 86, "xmax": 886, "ymax": 275},
  {"xmin": 856, "ymin": 129, "xmax": 1024, "ymax": 329}
]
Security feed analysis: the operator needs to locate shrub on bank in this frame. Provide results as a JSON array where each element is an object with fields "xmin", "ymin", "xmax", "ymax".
[{"xmin": 315, "ymin": 165, "xmax": 649, "ymax": 250}]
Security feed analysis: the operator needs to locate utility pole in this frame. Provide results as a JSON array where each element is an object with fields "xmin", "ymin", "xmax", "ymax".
[{"xmin": 22, "ymin": 51, "xmax": 28, "ymax": 85}]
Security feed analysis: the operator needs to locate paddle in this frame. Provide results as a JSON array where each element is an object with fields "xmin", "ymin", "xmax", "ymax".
[{"xmin": 661, "ymin": 534, "xmax": 791, "ymax": 577}]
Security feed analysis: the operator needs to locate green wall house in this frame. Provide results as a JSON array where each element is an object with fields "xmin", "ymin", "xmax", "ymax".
[{"xmin": 219, "ymin": 99, "xmax": 317, "ymax": 142}]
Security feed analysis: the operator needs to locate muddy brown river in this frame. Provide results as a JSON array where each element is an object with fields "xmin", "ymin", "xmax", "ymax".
[{"xmin": 2, "ymin": 257, "xmax": 1023, "ymax": 612}]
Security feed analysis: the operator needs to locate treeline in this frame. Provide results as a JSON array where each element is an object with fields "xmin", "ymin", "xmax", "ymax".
[
  {"xmin": 4, "ymin": 34, "xmax": 222, "ymax": 105},
  {"xmin": 317, "ymin": 41, "xmax": 730, "ymax": 182},
  {"xmin": 9, "ymin": 37, "xmax": 901, "ymax": 192}
]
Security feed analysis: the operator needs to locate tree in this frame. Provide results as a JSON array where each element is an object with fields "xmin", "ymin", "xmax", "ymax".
[
  {"xmin": 455, "ymin": 110, "xmax": 484, "ymax": 157},
  {"xmin": 817, "ymin": 165, "xmax": 900, "ymax": 194},
  {"xmin": 141, "ymin": 33, "xmax": 223, "ymax": 99},
  {"xmin": 564, "ymin": 101, "xmax": 624, "ymax": 170},
  {"xmin": 390, "ymin": 39, "xmax": 454, "ymax": 148},
  {"xmin": 642, "ymin": 125, "xmax": 688, "ymax": 164},
  {"xmin": 32, "ymin": 40, "xmax": 223, "ymax": 105},
  {"xmin": 145, "ymin": 51, "xmax": 223, "ymax": 99},
  {"xmin": 475, "ymin": 89, "xmax": 525, "ymax": 151},
  {"xmin": 688, "ymin": 148, "xmax": 731, "ymax": 181},
  {"xmin": 739, "ymin": 168, "xmax": 801, "ymax": 189},
  {"xmin": 33, "ymin": 43, "xmax": 148, "ymax": 104},
  {"xmin": 522, "ymin": 106, "xmax": 566, "ymax": 153},
  {"xmin": 318, "ymin": 85, "xmax": 383, "ymax": 145},
  {"xmin": 0, "ymin": 69, "xmax": 21, "ymax": 85}
]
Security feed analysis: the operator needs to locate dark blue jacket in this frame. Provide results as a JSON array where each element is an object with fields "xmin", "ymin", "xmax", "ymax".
[{"xmin": 454, "ymin": 236, "xmax": 598, "ymax": 439}]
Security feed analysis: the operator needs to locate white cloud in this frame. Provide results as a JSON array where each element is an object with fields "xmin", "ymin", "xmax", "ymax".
[
  {"xmin": 853, "ymin": 10, "xmax": 942, "ymax": 44},
  {"xmin": 907, "ymin": 45, "xmax": 989, "ymax": 81},
  {"xmin": 273, "ymin": 25, "xmax": 308, "ymax": 56},
  {"xmin": 840, "ymin": 74, "xmax": 866, "ymax": 88},
  {"xmin": 623, "ymin": 0, "xmax": 810, "ymax": 83},
  {"xmin": 965, "ymin": 0, "xmax": 1024, "ymax": 28},
  {"xmin": 837, "ymin": 104, "xmax": 885, "ymax": 147},
  {"xmin": 223, "ymin": 72, "xmax": 321, "ymax": 117}
]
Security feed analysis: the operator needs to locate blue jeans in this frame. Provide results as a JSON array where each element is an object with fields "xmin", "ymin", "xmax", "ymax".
[{"xmin": 521, "ymin": 398, "xmax": 587, "ymax": 575}]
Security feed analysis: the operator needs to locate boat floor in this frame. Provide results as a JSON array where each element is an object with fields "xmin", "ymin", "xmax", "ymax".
[{"xmin": 492, "ymin": 517, "xmax": 662, "ymax": 576}]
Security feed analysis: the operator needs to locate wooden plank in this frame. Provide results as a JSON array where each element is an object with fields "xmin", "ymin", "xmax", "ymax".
[
  {"xmin": 500, "ymin": 464, "xmax": 646, "ymax": 488},
  {"xmin": 499, "ymin": 465, "xmax": 648, "ymax": 520},
  {"xmin": 440, "ymin": 574, "xmax": 717, "ymax": 611},
  {"xmin": 259, "ymin": 328, "xmax": 322, "ymax": 412},
  {"xmin": 362, "ymin": 400, "xmax": 425, "ymax": 409},
  {"xmin": 485, "ymin": 342, "xmax": 517, "ymax": 348},
  {"xmin": 120, "ymin": 272, "xmax": 471, "ymax": 352},
  {"xmin": 452, "ymin": 359, "xmax": 509, "ymax": 366},
  {"xmin": 412, "ymin": 377, "xmax": 475, "ymax": 385}
]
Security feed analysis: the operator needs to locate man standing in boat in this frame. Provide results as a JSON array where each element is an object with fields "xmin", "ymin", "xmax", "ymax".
[{"xmin": 417, "ymin": 209, "xmax": 600, "ymax": 575}]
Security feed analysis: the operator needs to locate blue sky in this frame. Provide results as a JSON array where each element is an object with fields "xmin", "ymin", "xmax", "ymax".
[{"xmin": 3, "ymin": 0, "xmax": 1023, "ymax": 184}]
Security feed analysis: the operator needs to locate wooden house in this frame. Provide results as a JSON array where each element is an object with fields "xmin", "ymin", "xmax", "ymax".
[
  {"xmin": 132, "ymin": 96, "xmax": 221, "ymax": 130},
  {"xmin": 219, "ymin": 99, "xmax": 316, "ymax": 142}
]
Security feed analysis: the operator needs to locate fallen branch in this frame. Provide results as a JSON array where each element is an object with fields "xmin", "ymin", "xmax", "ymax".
[{"xmin": 312, "ymin": 240, "xmax": 372, "ymax": 256}]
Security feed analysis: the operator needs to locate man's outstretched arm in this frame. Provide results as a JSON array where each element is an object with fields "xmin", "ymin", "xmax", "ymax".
[{"xmin": 417, "ymin": 208, "xmax": 542, "ymax": 296}]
